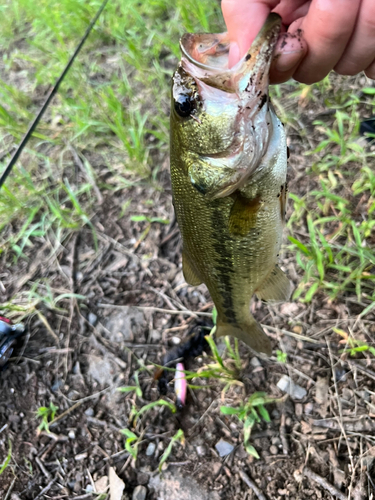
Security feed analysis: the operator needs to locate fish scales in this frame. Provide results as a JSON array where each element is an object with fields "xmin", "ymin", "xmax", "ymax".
[{"xmin": 170, "ymin": 14, "xmax": 292, "ymax": 355}]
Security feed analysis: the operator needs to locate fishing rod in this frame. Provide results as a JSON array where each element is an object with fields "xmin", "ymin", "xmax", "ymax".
[
  {"xmin": 0, "ymin": 0, "xmax": 110, "ymax": 365},
  {"xmin": 0, "ymin": 0, "xmax": 109, "ymax": 190}
]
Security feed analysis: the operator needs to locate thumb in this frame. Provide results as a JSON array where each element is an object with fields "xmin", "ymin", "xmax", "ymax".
[{"xmin": 222, "ymin": 0, "xmax": 279, "ymax": 67}]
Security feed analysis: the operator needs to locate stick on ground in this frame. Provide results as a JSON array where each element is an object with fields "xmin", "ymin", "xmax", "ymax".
[
  {"xmin": 303, "ymin": 467, "xmax": 347, "ymax": 500},
  {"xmin": 239, "ymin": 470, "xmax": 267, "ymax": 500}
]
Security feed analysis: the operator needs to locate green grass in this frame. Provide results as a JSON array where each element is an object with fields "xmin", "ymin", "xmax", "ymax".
[{"xmin": 0, "ymin": 3, "xmax": 374, "ymax": 318}]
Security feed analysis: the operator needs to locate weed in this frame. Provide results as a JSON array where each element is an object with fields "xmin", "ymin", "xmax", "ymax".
[
  {"xmin": 335, "ymin": 328, "xmax": 375, "ymax": 358},
  {"xmin": 0, "ymin": 439, "xmax": 12, "ymax": 475},
  {"xmin": 36, "ymin": 402, "xmax": 59, "ymax": 432},
  {"xmin": 158, "ymin": 429, "xmax": 184, "ymax": 472},
  {"xmin": 276, "ymin": 350, "xmax": 287, "ymax": 363},
  {"xmin": 120, "ymin": 428, "xmax": 141, "ymax": 461},
  {"xmin": 118, "ymin": 370, "xmax": 143, "ymax": 398},
  {"xmin": 221, "ymin": 392, "xmax": 277, "ymax": 459}
]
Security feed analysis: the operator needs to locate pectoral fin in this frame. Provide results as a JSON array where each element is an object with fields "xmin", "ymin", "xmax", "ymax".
[
  {"xmin": 182, "ymin": 251, "xmax": 202, "ymax": 286},
  {"xmin": 256, "ymin": 265, "xmax": 291, "ymax": 302},
  {"xmin": 228, "ymin": 193, "xmax": 262, "ymax": 237},
  {"xmin": 216, "ymin": 315, "xmax": 272, "ymax": 356}
]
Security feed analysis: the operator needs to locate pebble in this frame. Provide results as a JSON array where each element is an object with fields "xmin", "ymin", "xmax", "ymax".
[
  {"xmin": 277, "ymin": 375, "xmax": 307, "ymax": 400},
  {"xmin": 171, "ymin": 336, "xmax": 181, "ymax": 345},
  {"xmin": 250, "ymin": 357, "xmax": 262, "ymax": 367},
  {"xmin": 132, "ymin": 485, "xmax": 147, "ymax": 500},
  {"xmin": 146, "ymin": 442, "xmax": 156, "ymax": 456},
  {"xmin": 269, "ymin": 445, "xmax": 279, "ymax": 455},
  {"xmin": 137, "ymin": 472, "xmax": 149, "ymax": 485},
  {"xmin": 196, "ymin": 445, "xmax": 206, "ymax": 456},
  {"xmin": 88, "ymin": 312, "xmax": 98, "ymax": 326},
  {"xmin": 68, "ymin": 430, "xmax": 75, "ymax": 439},
  {"xmin": 84, "ymin": 408, "xmax": 94, "ymax": 417},
  {"xmin": 215, "ymin": 439, "xmax": 234, "ymax": 457}
]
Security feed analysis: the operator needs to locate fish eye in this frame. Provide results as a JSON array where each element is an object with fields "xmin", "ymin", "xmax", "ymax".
[{"xmin": 174, "ymin": 94, "xmax": 195, "ymax": 118}]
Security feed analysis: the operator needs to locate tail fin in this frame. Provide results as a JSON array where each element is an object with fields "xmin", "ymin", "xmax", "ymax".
[{"xmin": 216, "ymin": 314, "xmax": 272, "ymax": 356}]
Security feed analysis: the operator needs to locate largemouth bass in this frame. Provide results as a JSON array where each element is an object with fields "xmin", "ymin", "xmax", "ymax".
[{"xmin": 170, "ymin": 14, "xmax": 291, "ymax": 355}]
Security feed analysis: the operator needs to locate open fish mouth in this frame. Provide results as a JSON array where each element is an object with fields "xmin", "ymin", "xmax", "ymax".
[
  {"xmin": 174, "ymin": 14, "xmax": 282, "ymax": 199},
  {"xmin": 179, "ymin": 13, "xmax": 282, "ymax": 94}
]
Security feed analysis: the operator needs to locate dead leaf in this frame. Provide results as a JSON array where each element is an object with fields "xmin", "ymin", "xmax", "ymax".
[
  {"xmin": 109, "ymin": 467, "xmax": 125, "ymax": 500},
  {"xmin": 95, "ymin": 475, "xmax": 109, "ymax": 494},
  {"xmin": 314, "ymin": 376, "xmax": 329, "ymax": 417}
]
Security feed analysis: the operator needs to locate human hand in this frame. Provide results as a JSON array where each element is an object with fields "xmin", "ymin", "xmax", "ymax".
[{"xmin": 222, "ymin": 0, "xmax": 375, "ymax": 84}]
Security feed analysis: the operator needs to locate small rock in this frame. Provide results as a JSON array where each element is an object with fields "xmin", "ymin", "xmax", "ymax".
[
  {"xmin": 137, "ymin": 472, "xmax": 149, "ymax": 485},
  {"xmin": 146, "ymin": 442, "xmax": 156, "ymax": 456},
  {"xmin": 277, "ymin": 375, "xmax": 307, "ymax": 400},
  {"xmin": 171, "ymin": 336, "xmax": 181, "ymax": 345},
  {"xmin": 304, "ymin": 402, "xmax": 314, "ymax": 415},
  {"xmin": 132, "ymin": 485, "xmax": 147, "ymax": 500},
  {"xmin": 84, "ymin": 408, "xmax": 94, "ymax": 417},
  {"xmin": 150, "ymin": 329, "xmax": 161, "ymax": 342},
  {"xmin": 85, "ymin": 484, "xmax": 94, "ymax": 492},
  {"xmin": 88, "ymin": 312, "xmax": 98, "ymax": 326},
  {"xmin": 280, "ymin": 302, "xmax": 299, "ymax": 316},
  {"xmin": 250, "ymin": 357, "xmax": 261, "ymax": 367},
  {"xmin": 68, "ymin": 430, "xmax": 75, "ymax": 439},
  {"xmin": 196, "ymin": 445, "xmax": 206, "ymax": 456},
  {"xmin": 269, "ymin": 445, "xmax": 278, "ymax": 455},
  {"xmin": 87, "ymin": 355, "xmax": 115, "ymax": 385},
  {"xmin": 51, "ymin": 379, "xmax": 64, "ymax": 392},
  {"xmin": 215, "ymin": 439, "xmax": 234, "ymax": 457},
  {"xmin": 105, "ymin": 308, "xmax": 146, "ymax": 344}
]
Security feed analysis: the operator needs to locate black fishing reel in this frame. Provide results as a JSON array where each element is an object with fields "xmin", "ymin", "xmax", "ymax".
[{"xmin": 0, "ymin": 316, "xmax": 26, "ymax": 368}]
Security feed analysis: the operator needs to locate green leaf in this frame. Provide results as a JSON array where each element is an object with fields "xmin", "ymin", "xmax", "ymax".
[
  {"xmin": 220, "ymin": 406, "xmax": 240, "ymax": 415},
  {"xmin": 258, "ymin": 405, "xmax": 271, "ymax": 423},
  {"xmin": 130, "ymin": 215, "xmax": 149, "ymax": 222},
  {"xmin": 158, "ymin": 429, "xmax": 184, "ymax": 472},
  {"xmin": 304, "ymin": 281, "xmax": 319, "ymax": 302},
  {"xmin": 212, "ymin": 306, "xmax": 217, "ymax": 325},
  {"xmin": 120, "ymin": 428, "xmax": 138, "ymax": 440},
  {"xmin": 245, "ymin": 443, "xmax": 260, "ymax": 459},
  {"xmin": 135, "ymin": 399, "xmax": 176, "ymax": 418},
  {"xmin": 0, "ymin": 440, "xmax": 12, "ymax": 475},
  {"xmin": 288, "ymin": 236, "xmax": 311, "ymax": 256},
  {"xmin": 205, "ymin": 335, "xmax": 224, "ymax": 368}
]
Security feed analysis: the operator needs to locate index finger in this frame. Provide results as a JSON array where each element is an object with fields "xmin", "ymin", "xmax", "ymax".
[{"xmin": 222, "ymin": 0, "xmax": 280, "ymax": 66}]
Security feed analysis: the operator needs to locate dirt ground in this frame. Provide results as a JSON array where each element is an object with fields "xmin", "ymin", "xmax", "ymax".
[
  {"xmin": 1, "ymin": 140, "xmax": 375, "ymax": 500},
  {"xmin": 0, "ymin": 35, "xmax": 375, "ymax": 498}
]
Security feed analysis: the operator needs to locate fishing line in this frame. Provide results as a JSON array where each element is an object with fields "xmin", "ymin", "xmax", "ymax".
[{"xmin": 0, "ymin": 0, "xmax": 110, "ymax": 190}]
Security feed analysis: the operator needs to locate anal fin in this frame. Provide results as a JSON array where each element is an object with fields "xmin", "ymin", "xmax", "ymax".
[
  {"xmin": 216, "ymin": 315, "xmax": 272, "ymax": 356},
  {"xmin": 256, "ymin": 265, "xmax": 291, "ymax": 302},
  {"xmin": 182, "ymin": 251, "xmax": 202, "ymax": 286}
]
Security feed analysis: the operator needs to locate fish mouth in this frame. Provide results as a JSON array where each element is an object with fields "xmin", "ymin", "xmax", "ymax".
[{"xmin": 180, "ymin": 13, "xmax": 282, "ymax": 93}]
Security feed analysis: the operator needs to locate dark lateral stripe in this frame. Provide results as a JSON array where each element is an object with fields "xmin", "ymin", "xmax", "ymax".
[{"xmin": 211, "ymin": 206, "xmax": 236, "ymax": 323}]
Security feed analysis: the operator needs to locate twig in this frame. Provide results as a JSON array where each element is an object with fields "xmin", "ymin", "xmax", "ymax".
[
  {"xmin": 49, "ymin": 401, "xmax": 83, "ymax": 427},
  {"xmin": 96, "ymin": 303, "xmax": 212, "ymax": 317},
  {"xmin": 303, "ymin": 467, "xmax": 347, "ymax": 500},
  {"xmin": 326, "ymin": 339, "xmax": 355, "ymax": 474},
  {"xmin": 239, "ymin": 470, "xmax": 267, "ymax": 500},
  {"xmin": 35, "ymin": 456, "xmax": 52, "ymax": 480},
  {"xmin": 280, "ymin": 411, "xmax": 289, "ymax": 455},
  {"xmin": 33, "ymin": 479, "xmax": 55, "ymax": 500},
  {"xmin": 4, "ymin": 476, "xmax": 17, "ymax": 500},
  {"xmin": 263, "ymin": 324, "xmax": 320, "ymax": 344}
]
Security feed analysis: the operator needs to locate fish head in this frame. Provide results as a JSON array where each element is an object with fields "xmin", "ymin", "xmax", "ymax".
[{"xmin": 171, "ymin": 13, "xmax": 282, "ymax": 198}]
